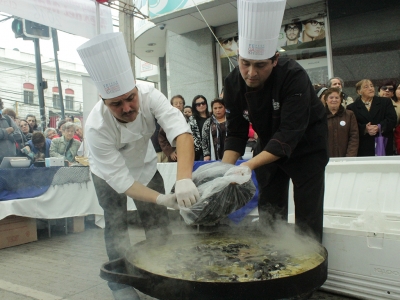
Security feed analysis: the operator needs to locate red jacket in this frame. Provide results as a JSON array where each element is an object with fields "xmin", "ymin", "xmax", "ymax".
[{"xmin": 394, "ymin": 125, "xmax": 400, "ymax": 154}]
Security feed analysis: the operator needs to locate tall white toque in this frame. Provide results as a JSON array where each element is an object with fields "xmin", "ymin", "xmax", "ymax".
[
  {"xmin": 77, "ymin": 32, "xmax": 135, "ymax": 99},
  {"xmin": 238, "ymin": 0, "xmax": 286, "ymax": 60}
]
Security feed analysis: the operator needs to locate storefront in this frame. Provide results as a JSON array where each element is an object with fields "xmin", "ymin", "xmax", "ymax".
[{"xmin": 215, "ymin": 0, "xmax": 400, "ymax": 100}]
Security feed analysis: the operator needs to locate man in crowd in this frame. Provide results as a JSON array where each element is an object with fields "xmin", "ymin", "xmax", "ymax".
[
  {"xmin": 0, "ymin": 98, "xmax": 20, "ymax": 161},
  {"xmin": 22, "ymin": 132, "xmax": 51, "ymax": 162},
  {"xmin": 77, "ymin": 32, "xmax": 199, "ymax": 300},
  {"xmin": 26, "ymin": 114, "xmax": 41, "ymax": 132},
  {"xmin": 222, "ymin": 0, "xmax": 328, "ymax": 243}
]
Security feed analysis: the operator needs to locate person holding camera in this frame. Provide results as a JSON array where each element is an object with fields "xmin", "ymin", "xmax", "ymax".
[{"xmin": 0, "ymin": 98, "xmax": 26, "ymax": 162}]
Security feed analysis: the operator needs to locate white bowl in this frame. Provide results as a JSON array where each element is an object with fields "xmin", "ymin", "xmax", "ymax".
[{"xmin": 10, "ymin": 159, "xmax": 31, "ymax": 168}]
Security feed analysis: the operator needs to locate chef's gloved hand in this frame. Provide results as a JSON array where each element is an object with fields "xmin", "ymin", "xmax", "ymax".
[
  {"xmin": 224, "ymin": 165, "xmax": 252, "ymax": 177},
  {"xmin": 224, "ymin": 165, "xmax": 252, "ymax": 185},
  {"xmin": 156, "ymin": 193, "xmax": 179, "ymax": 210},
  {"xmin": 175, "ymin": 179, "xmax": 200, "ymax": 207}
]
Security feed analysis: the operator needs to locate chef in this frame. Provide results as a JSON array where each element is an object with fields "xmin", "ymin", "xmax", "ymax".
[
  {"xmin": 77, "ymin": 32, "xmax": 199, "ymax": 300},
  {"xmin": 222, "ymin": 0, "xmax": 328, "ymax": 243}
]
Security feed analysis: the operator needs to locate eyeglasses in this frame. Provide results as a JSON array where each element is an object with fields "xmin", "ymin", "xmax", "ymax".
[
  {"xmin": 307, "ymin": 20, "xmax": 324, "ymax": 26},
  {"xmin": 196, "ymin": 101, "xmax": 206, "ymax": 107},
  {"xmin": 287, "ymin": 26, "xmax": 300, "ymax": 32},
  {"xmin": 380, "ymin": 86, "xmax": 394, "ymax": 91},
  {"xmin": 222, "ymin": 38, "xmax": 233, "ymax": 44}
]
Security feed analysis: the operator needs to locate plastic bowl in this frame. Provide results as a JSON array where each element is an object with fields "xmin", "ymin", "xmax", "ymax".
[{"xmin": 10, "ymin": 159, "xmax": 31, "ymax": 168}]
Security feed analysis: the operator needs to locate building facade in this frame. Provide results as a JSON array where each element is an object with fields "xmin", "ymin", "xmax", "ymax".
[
  {"xmin": 134, "ymin": 0, "xmax": 400, "ymax": 102},
  {"xmin": 0, "ymin": 47, "xmax": 87, "ymax": 128}
]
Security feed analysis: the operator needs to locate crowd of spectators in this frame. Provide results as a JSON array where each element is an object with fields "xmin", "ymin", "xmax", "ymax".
[
  {"xmin": 2, "ymin": 76, "xmax": 399, "ymax": 166},
  {"xmin": 0, "ymin": 100, "xmax": 83, "ymax": 166},
  {"xmin": 154, "ymin": 76, "xmax": 399, "ymax": 162},
  {"xmin": 317, "ymin": 77, "xmax": 399, "ymax": 157}
]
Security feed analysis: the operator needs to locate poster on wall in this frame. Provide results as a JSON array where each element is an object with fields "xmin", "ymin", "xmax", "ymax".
[
  {"xmin": 219, "ymin": 36, "xmax": 239, "ymax": 58},
  {"xmin": 277, "ymin": 17, "xmax": 326, "ymax": 50},
  {"xmin": 217, "ymin": 17, "xmax": 329, "ymax": 89},
  {"xmin": 277, "ymin": 17, "xmax": 328, "ymax": 85}
]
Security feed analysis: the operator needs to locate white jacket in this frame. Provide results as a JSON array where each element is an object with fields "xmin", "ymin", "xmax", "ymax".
[{"xmin": 85, "ymin": 83, "xmax": 191, "ymax": 193}]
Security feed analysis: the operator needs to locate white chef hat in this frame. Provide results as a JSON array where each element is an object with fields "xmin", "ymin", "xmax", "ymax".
[
  {"xmin": 238, "ymin": 0, "xmax": 286, "ymax": 60},
  {"xmin": 77, "ymin": 32, "xmax": 135, "ymax": 99}
]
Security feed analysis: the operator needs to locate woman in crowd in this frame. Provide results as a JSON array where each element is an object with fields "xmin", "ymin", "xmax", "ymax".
[
  {"xmin": 56, "ymin": 120, "xmax": 67, "ymax": 136},
  {"xmin": 73, "ymin": 124, "xmax": 83, "ymax": 142},
  {"xmin": 19, "ymin": 119, "xmax": 33, "ymax": 142},
  {"xmin": 2, "ymin": 108, "xmax": 17, "ymax": 123},
  {"xmin": 316, "ymin": 87, "xmax": 328, "ymax": 105},
  {"xmin": 26, "ymin": 114, "xmax": 41, "ymax": 132},
  {"xmin": 377, "ymin": 80, "xmax": 400, "ymax": 124},
  {"xmin": 202, "ymin": 98, "xmax": 227, "ymax": 161},
  {"xmin": 158, "ymin": 95, "xmax": 185, "ymax": 162},
  {"xmin": 188, "ymin": 95, "xmax": 210, "ymax": 161},
  {"xmin": 325, "ymin": 88, "xmax": 359, "ymax": 157},
  {"xmin": 22, "ymin": 132, "xmax": 52, "ymax": 162},
  {"xmin": 50, "ymin": 122, "xmax": 81, "ymax": 164},
  {"xmin": 378, "ymin": 80, "xmax": 396, "ymax": 101},
  {"xmin": 44, "ymin": 127, "xmax": 59, "ymax": 140},
  {"xmin": 347, "ymin": 79, "xmax": 397, "ymax": 156},
  {"xmin": 183, "ymin": 106, "xmax": 192, "ymax": 120}
]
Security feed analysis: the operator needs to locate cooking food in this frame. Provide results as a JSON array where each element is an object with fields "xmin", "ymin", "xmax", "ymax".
[{"xmin": 131, "ymin": 232, "xmax": 325, "ymax": 283}]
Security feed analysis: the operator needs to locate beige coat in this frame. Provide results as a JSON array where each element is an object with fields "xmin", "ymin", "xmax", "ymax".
[{"xmin": 50, "ymin": 136, "xmax": 81, "ymax": 162}]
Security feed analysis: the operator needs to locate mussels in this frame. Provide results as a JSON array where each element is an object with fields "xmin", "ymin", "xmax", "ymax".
[{"xmin": 172, "ymin": 162, "xmax": 256, "ymax": 225}]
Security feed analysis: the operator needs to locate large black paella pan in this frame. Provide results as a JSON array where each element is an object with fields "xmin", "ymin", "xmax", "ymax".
[{"xmin": 100, "ymin": 230, "xmax": 327, "ymax": 300}]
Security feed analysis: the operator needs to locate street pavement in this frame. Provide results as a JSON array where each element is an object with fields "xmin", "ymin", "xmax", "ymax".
[{"xmin": 0, "ymin": 215, "xmax": 357, "ymax": 300}]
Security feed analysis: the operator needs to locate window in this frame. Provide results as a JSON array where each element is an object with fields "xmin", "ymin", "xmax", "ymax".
[
  {"xmin": 24, "ymin": 90, "xmax": 34, "ymax": 104},
  {"xmin": 65, "ymin": 88, "xmax": 74, "ymax": 110},
  {"xmin": 65, "ymin": 96, "xmax": 74, "ymax": 110},
  {"xmin": 23, "ymin": 83, "xmax": 34, "ymax": 104},
  {"xmin": 53, "ymin": 94, "xmax": 61, "ymax": 108}
]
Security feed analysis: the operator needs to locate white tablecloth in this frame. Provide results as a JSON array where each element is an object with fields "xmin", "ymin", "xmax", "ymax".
[
  {"xmin": 0, "ymin": 164, "xmax": 181, "ymax": 229},
  {"xmin": 0, "ymin": 179, "xmax": 102, "ymax": 221}
]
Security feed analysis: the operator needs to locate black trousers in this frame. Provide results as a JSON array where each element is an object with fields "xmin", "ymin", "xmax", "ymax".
[
  {"xmin": 255, "ymin": 153, "xmax": 326, "ymax": 243},
  {"xmin": 92, "ymin": 171, "xmax": 171, "ymax": 291}
]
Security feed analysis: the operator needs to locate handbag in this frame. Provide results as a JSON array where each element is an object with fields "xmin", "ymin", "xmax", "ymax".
[{"xmin": 375, "ymin": 124, "xmax": 387, "ymax": 156}]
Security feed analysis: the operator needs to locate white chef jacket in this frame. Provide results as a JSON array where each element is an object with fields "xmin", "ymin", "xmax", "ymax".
[{"xmin": 85, "ymin": 83, "xmax": 191, "ymax": 193}]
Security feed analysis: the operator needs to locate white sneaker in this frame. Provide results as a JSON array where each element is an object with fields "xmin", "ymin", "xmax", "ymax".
[{"xmin": 112, "ymin": 287, "xmax": 141, "ymax": 300}]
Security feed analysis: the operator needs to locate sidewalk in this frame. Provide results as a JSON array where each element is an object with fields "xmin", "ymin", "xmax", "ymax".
[{"xmin": 0, "ymin": 216, "xmax": 355, "ymax": 300}]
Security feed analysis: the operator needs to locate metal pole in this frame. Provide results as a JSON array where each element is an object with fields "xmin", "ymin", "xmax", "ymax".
[
  {"xmin": 96, "ymin": 1, "xmax": 101, "ymax": 35},
  {"xmin": 52, "ymin": 28, "xmax": 65, "ymax": 120},
  {"xmin": 33, "ymin": 38, "xmax": 46, "ymax": 131},
  {"xmin": 119, "ymin": 0, "xmax": 135, "ymax": 74}
]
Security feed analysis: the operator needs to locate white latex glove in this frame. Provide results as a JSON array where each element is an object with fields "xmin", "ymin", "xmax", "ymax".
[
  {"xmin": 175, "ymin": 179, "xmax": 200, "ymax": 207},
  {"xmin": 224, "ymin": 165, "xmax": 252, "ymax": 177},
  {"xmin": 156, "ymin": 194, "xmax": 179, "ymax": 210}
]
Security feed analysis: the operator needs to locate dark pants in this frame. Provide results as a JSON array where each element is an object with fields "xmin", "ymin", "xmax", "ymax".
[
  {"xmin": 255, "ymin": 154, "xmax": 326, "ymax": 243},
  {"xmin": 92, "ymin": 171, "xmax": 171, "ymax": 291}
]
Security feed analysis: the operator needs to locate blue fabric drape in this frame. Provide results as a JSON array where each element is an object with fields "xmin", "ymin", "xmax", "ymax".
[{"xmin": 0, "ymin": 166, "xmax": 90, "ymax": 201}]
